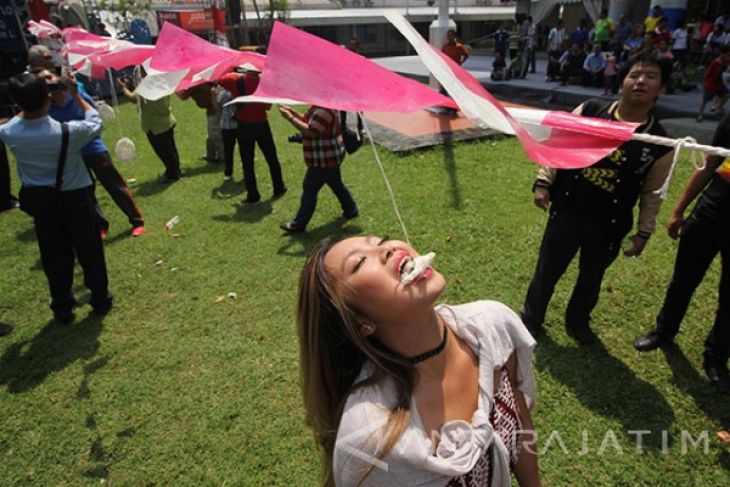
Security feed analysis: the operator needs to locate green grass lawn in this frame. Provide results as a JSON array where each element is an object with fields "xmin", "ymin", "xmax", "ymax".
[{"xmin": 0, "ymin": 98, "xmax": 728, "ymax": 486}]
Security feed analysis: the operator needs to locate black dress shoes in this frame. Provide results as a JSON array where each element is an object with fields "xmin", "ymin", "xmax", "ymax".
[
  {"xmin": 634, "ymin": 330, "xmax": 673, "ymax": 351},
  {"xmin": 703, "ymin": 355, "xmax": 730, "ymax": 394}
]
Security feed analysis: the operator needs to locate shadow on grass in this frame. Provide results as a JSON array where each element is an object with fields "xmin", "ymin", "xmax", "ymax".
[
  {"xmin": 535, "ymin": 333, "xmax": 675, "ymax": 450},
  {"xmin": 103, "ymin": 229, "xmax": 132, "ymax": 246},
  {"xmin": 0, "ymin": 313, "xmax": 105, "ymax": 393},
  {"xmin": 212, "ymin": 199, "xmax": 273, "ymax": 223},
  {"xmin": 15, "ymin": 226, "xmax": 36, "ymax": 243},
  {"xmin": 131, "ymin": 178, "xmax": 176, "ymax": 197},
  {"xmin": 661, "ymin": 343, "xmax": 730, "ymax": 430},
  {"xmin": 438, "ymin": 118, "xmax": 462, "ymax": 210},
  {"xmin": 277, "ymin": 220, "xmax": 363, "ymax": 257},
  {"xmin": 210, "ymin": 180, "xmax": 245, "ymax": 200}
]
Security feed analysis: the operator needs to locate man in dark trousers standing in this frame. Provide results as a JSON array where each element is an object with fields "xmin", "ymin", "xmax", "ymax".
[
  {"xmin": 0, "ymin": 72, "xmax": 112, "ymax": 323},
  {"xmin": 521, "ymin": 52, "xmax": 674, "ymax": 345},
  {"xmin": 219, "ymin": 65, "xmax": 286, "ymax": 204},
  {"xmin": 634, "ymin": 113, "xmax": 730, "ymax": 393}
]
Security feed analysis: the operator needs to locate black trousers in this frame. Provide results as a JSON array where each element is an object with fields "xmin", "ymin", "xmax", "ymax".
[
  {"xmin": 32, "ymin": 187, "xmax": 110, "ymax": 314},
  {"xmin": 84, "ymin": 151, "xmax": 144, "ymax": 228},
  {"xmin": 221, "ymin": 128, "xmax": 238, "ymax": 178},
  {"xmin": 655, "ymin": 213, "xmax": 730, "ymax": 363},
  {"xmin": 0, "ymin": 140, "xmax": 16, "ymax": 208},
  {"xmin": 582, "ymin": 69, "xmax": 605, "ymax": 87},
  {"xmin": 291, "ymin": 165, "xmax": 358, "ymax": 229},
  {"xmin": 236, "ymin": 121, "xmax": 285, "ymax": 199},
  {"xmin": 522, "ymin": 210, "xmax": 622, "ymax": 330},
  {"xmin": 146, "ymin": 126, "xmax": 181, "ymax": 179}
]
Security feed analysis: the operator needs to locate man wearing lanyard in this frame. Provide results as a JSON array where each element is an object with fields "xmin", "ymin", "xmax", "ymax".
[{"xmin": 0, "ymin": 72, "xmax": 112, "ymax": 323}]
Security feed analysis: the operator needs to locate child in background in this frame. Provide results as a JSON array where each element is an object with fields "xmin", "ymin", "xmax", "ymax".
[
  {"xmin": 213, "ymin": 85, "xmax": 239, "ymax": 182},
  {"xmin": 603, "ymin": 49, "xmax": 618, "ymax": 95},
  {"xmin": 509, "ymin": 49, "xmax": 526, "ymax": 79},
  {"xmin": 491, "ymin": 51, "xmax": 507, "ymax": 81}
]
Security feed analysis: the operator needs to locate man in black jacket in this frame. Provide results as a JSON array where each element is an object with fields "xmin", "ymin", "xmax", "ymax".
[{"xmin": 521, "ymin": 52, "xmax": 674, "ymax": 345}]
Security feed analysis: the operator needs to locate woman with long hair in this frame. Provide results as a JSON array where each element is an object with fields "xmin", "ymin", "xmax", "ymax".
[{"xmin": 297, "ymin": 235, "xmax": 540, "ymax": 486}]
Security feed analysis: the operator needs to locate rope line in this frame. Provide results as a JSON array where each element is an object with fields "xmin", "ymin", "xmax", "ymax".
[
  {"xmin": 632, "ymin": 132, "xmax": 730, "ymax": 158},
  {"xmin": 654, "ymin": 136, "xmax": 698, "ymax": 199},
  {"xmin": 359, "ymin": 112, "xmax": 411, "ymax": 245}
]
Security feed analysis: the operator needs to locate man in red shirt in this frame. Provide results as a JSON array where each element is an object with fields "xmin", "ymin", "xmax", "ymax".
[
  {"xmin": 218, "ymin": 65, "xmax": 286, "ymax": 203},
  {"xmin": 442, "ymin": 29, "xmax": 469, "ymax": 65},
  {"xmin": 697, "ymin": 47, "xmax": 730, "ymax": 123}
]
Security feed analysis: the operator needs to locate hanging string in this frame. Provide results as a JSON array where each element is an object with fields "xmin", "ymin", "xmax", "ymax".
[
  {"xmin": 359, "ymin": 112, "xmax": 411, "ymax": 245},
  {"xmin": 654, "ymin": 136, "xmax": 698, "ymax": 199}
]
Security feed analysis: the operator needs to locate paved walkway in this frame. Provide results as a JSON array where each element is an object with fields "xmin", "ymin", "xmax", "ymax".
[{"xmin": 373, "ymin": 54, "xmax": 722, "ymax": 145}]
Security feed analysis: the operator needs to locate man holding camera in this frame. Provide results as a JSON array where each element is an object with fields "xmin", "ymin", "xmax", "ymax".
[
  {"xmin": 0, "ymin": 72, "xmax": 112, "ymax": 323},
  {"xmin": 278, "ymin": 104, "xmax": 358, "ymax": 233},
  {"xmin": 38, "ymin": 68, "xmax": 146, "ymax": 237}
]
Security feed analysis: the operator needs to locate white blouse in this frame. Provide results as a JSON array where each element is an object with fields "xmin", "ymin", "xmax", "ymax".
[{"xmin": 333, "ymin": 300, "xmax": 537, "ymax": 487}]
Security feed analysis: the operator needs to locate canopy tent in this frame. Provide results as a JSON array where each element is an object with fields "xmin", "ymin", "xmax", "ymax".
[{"xmin": 529, "ymin": 0, "xmax": 603, "ymax": 27}]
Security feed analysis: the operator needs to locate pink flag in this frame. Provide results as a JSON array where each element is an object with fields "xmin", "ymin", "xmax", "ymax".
[
  {"xmin": 26, "ymin": 19, "xmax": 60, "ymax": 38},
  {"xmin": 254, "ymin": 21, "xmax": 455, "ymax": 112},
  {"xmin": 59, "ymin": 27, "xmax": 154, "ymax": 79},
  {"xmin": 384, "ymin": 12, "xmax": 637, "ymax": 169},
  {"xmin": 149, "ymin": 22, "xmax": 263, "ymax": 92}
]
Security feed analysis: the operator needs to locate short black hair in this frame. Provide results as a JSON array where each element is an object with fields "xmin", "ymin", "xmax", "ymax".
[
  {"xmin": 9, "ymin": 72, "xmax": 49, "ymax": 112},
  {"xmin": 619, "ymin": 50, "xmax": 672, "ymax": 86}
]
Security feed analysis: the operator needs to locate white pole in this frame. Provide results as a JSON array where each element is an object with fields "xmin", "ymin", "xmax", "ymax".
[{"xmin": 428, "ymin": 0, "xmax": 455, "ymax": 89}]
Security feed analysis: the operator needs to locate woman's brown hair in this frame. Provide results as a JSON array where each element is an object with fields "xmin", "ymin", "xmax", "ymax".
[{"xmin": 297, "ymin": 238, "xmax": 417, "ymax": 486}]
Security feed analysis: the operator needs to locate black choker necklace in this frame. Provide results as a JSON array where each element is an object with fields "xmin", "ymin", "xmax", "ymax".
[{"xmin": 408, "ymin": 323, "xmax": 448, "ymax": 364}]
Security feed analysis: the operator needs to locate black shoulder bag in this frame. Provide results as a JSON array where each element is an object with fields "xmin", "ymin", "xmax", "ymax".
[
  {"xmin": 19, "ymin": 123, "xmax": 69, "ymax": 217},
  {"xmin": 341, "ymin": 111, "xmax": 364, "ymax": 155}
]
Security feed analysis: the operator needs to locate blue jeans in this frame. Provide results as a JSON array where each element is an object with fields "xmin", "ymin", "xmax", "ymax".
[{"xmin": 291, "ymin": 166, "xmax": 358, "ymax": 229}]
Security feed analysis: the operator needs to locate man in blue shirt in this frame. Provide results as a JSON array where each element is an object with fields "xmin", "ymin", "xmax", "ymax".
[
  {"xmin": 569, "ymin": 19, "xmax": 589, "ymax": 51},
  {"xmin": 490, "ymin": 24, "xmax": 510, "ymax": 58},
  {"xmin": 582, "ymin": 43, "xmax": 606, "ymax": 87},
  {"xmin": 38, "ymin": 68, "xmax": 145, "ymax": 237},
  {"xmin": 0, "ymin": 72, "xmax": 112, "ymax": 323}
]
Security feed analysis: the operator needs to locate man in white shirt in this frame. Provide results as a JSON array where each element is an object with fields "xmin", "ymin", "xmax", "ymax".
[
  {"xmin": 0, "ymin": 72, "xmax": 112, "ymax": 323},
  {"xmin": 546, "ymin": 20, "xmax": 566, "ymax": 81}
]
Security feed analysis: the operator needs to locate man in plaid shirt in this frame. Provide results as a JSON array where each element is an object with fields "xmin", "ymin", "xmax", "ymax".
[{"xmin": 278, "ymin": 104, "xmax": 358, "ymax": 232}]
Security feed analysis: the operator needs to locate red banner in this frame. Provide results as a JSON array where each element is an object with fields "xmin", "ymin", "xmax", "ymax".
[{"xmin": 156, "ymin": 10, "xmax": 221, "ymax": 32}]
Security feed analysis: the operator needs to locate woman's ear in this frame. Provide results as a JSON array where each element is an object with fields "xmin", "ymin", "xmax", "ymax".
[{"xmin": 359, "ymin": 321, "xmax": 376, "ymax": 337}]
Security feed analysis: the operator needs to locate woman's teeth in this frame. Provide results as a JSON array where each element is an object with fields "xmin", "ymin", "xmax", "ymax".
[{"xmin": 400, "ymin": 252, "xmax": 436, "ymax": 284}]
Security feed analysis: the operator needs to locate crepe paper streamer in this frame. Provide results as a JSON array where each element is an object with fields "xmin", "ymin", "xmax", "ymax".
[{"xmin": 251, "ymin": 20, "xmax": 455, "ymax": 113}]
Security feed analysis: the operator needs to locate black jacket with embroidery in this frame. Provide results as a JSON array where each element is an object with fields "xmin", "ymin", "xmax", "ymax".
[{"xmin": 549, "ymin": 99, "xmax": 672, "ymax": 239}]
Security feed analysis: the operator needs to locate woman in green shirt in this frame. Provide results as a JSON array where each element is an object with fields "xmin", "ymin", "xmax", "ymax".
[{"xmin": 117, "ymin": 75, "xmax": 181, "ymax": 183}]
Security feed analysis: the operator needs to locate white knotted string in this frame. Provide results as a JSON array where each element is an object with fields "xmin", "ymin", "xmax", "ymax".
[
  {"xmin": 359, "ymin": 112, "xmax": 411, "ymax": 245},
  {"xmin": 654, "ymin": 136, "xmax": 697, "ymax": 199}
]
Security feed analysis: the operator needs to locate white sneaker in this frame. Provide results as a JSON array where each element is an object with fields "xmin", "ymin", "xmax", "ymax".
[{"xmin": 224, "ymin": 175, "xmax": 232, "ymax": 181}]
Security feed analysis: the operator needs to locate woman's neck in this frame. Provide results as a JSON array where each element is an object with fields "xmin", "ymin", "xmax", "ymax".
[{"xmin": 377, "ymin": 307, "xmax": 444, "ymax": 361}]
